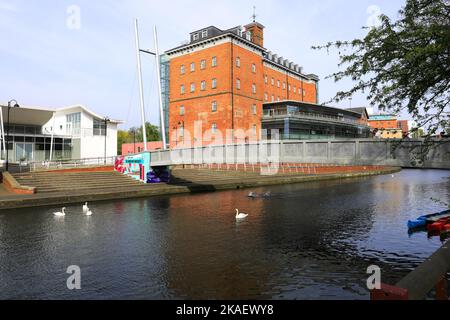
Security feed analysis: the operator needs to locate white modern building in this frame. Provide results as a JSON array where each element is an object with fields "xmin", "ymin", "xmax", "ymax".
[{"xmin": 0, "ymin": 104, "xmax": 122, "ymax": 163}]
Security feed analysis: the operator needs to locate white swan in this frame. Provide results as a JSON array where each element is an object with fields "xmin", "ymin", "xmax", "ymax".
[
  {"xmin": 82, "ymin": 202, "xmax": 89, "ymax": 214},
  {"xmin": 85, "ymin": 209, "xmax": 93, "ymax": 216},
  {"xmin": 263, "ymin": 191, "xmax": 272, "ymax": 198},
  {"xmin": 53, "ymin": 207, "xmax": 66, "ymax": 217},
  {"xmin": 235, "ymin": 209, "xmax": 248, "ymax": 220},
  {"xmin": 248, "ymin": 192, "xmax": 257, "ymax": 198}
]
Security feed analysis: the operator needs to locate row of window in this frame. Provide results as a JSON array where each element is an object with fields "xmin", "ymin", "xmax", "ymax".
[
  {"xmin": 181, "ymin": 57, "xmax": 218, "ymax": 74},
  {"xmin": 176, "ymin": 123, "xmax": 258, "ymax": 136},
  {"xmin": 178, "ymin": 103, "xmax": 258, "ymax": 115},
  {"xmin": 264, "ymin": 91, "xmax": 306, "ymax": 102},
  {"xmin": 180, "ymin": 57, "xmax": 258, "ymax": 75},
  {"xmin": 264, "ymin": 75, "xmax": 307, "ymax": 95},
  {"xmin": 192, "ymin": 30, "xmax": 209, "ymax": 41},
  {"xmin": 181, "ymin": 79, "xmax": 218, "ymax": 94}
]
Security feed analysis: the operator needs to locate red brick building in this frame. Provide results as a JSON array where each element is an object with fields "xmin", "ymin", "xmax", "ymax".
[{"xmin": 162, "ymin": 21, "xmax": 319, "ymax": 148}]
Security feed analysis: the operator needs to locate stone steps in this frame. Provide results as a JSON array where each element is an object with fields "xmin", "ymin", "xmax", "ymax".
[{"xmin": 12, "ymin": 171, "xmax": 147, "ymax": 194}]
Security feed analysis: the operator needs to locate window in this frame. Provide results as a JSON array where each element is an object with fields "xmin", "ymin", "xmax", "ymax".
[
  {"xmin": 181, "ymin": 85, "xmax": 185, "ymax": 94},
  {"xmin": 93, "ymin": 118, "xmax": 106, "ymax": 136},
  {"xmin": 180, "ymin": 105, "xmax": 185, "ymax": 116},
  {"xmin": 288, "ymin": 84, "xmax": 291, "ymax": 91},
  {"xmin": 193, "ymin": 33, "xmax": 199, "ymax": 41},
  {"xmin": 212, "ymin": 123, "xmax": 217, "ymax": 133},
  {"xmin": 271, "ymin": 78, "xmax": 274, "ymax": 86},
  {"xmin": 252, "ymin": 124, "xmax": 257, "ymax": 135},
  {"xmin": 277, "ymin": 80, "xmax": 280, "ymax": 88},
  {"xmin": 190, "ymin": 62, "xmax": 195, "ymax": 72},
  {"xmin": 201, "ymin": 81, "xmax": 206, "ymax": 91},
  {"xmin": 252, "ymin": 104, "xmax": 257, "ymax": 115},
  {"xmin": 66, "ymin": 112, "xmax": 81, "ymax": 135},
  {"xmin": 212, "ymin": 78, "xmax": 217, "ymax": 89},
  {"xmin": 180, "ymin": 64, "xmax": 185, "ymax": 74},
  {"xmin": 277, "ymin": 97, "xmax": 280, "ymax": 102},
  {"xmin": 264, "ymin": 93, "xmax": 268, "ymax": 101},
  {"xmin": 246, "ymin": 31, "xmax": 252, "ymax": 41},
  {"xmin": 200, "ymin": 59, "xmax": 206, "ymax": 69},
  {"xmin": 252, "ymin": 63, "xmax": 256, "ymax": 73},
  {"xmin": 190, "ymin": 83, "xmax": 195, "ymax": 93},
  {"xmin": 294, "ymin": 86, "xmax": 297, "ymax": 93},
  {"xmin": 252, "ymin": 83, "xmax": 256, "ymax": 94},
  {"xmin": 236, "ymin": 57, "xmax": 241, "ymax": 67},
  {"xmin": 212, "ymin": 101, "xmax": 217, "ymax": 112},
  {"xmin": 212, "ymin": 56, "xmax": 217, "ymax": 67},
  {"xmin": 264, "ymin": 75, "xmax": 268, "ymax": 84},
  {"xmin": 180, "ymin": 125, "xmax": 184, "ymax": 137},
  {"xmin": 236, "ymin": 79, "xmax": 241, "ymax": 90},
  {"xmin": 271, "ymin": 95, "xmax": 274, "ymax": 102},
  {"xmin": 201, "ymin": 30, "xmax": 208, "ymax": 38},
  {"xmin": 303, "ymin": 89, "xmax": 306, "ymax": 96},
  {"xmin": 283, "ymin": 82, "xmax": 286, "ymax": 89}
]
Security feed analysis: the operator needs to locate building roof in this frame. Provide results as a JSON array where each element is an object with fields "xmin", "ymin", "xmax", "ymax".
[
  {"xmin": 57, "ymin": 105, "xmax": 123, "ymax": 124},
  {"xmin": 263, "ymin": 100, "xmax": 365, "ymax": 119},
  {"xmin": 0, "ymin": 103, "xmax": 123, "ymax": 126},
  {"xmin": 165, "ymin": 22, "xmax": 318, "ymax": 82},
  {"xmin": 345, "ymin": 107, "xmax": 369, "ymax": 118}
]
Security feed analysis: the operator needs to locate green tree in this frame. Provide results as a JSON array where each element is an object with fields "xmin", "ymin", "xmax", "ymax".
[
  {"xmin": 130, "ymin": 122, "xmax": 161, "ymax": 143},
  {"xmin": 117, "ymin": 123, "xmax": 162, "ymax": 155},
  {"xmin": 313, "ymin": 0, "xmax": 450, "ymax": 137},
  {"xmin": 117, "ymin": 130, "xmax": 130, "ymax": 155}
]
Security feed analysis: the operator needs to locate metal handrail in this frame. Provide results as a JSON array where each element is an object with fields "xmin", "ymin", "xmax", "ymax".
[
  {"xmin": 263, "ymin": 111, "xmax": 369, "ymax": 126},
  {"xmin": 7, "ymin": 156, "xmax": 117, "ymax": 173}
]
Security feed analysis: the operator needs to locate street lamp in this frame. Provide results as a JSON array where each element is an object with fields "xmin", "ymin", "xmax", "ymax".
[
  {"xmin": 132, "ymin": 128, "xmax": 136, "ymax": 154},
  {"xmin": 104, "ymin": 117, "xmax": 110, "ymax": 165},
  {"xmin": 6, "ymin": 100, "xmax": 20, "ymax": 172}
]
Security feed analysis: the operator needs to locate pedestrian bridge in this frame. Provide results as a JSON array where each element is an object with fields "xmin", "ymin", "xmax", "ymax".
[{"xmin": 148, "ymin": 139, "xmax": 450, "ymax": 169}]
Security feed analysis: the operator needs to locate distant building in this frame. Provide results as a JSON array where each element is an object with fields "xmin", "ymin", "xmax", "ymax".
[
  {"xmin": 368, "ymin": 114, "xmax": 403, "ymax": 139},
  {"xmin": 345, "ymin": 107, "xmax": 369, "ymax": 125},
  {"xmin": 162, "ymin": 20, "xmax": 320, "ymax": 147},
  {"xmin": 262, "ymin": 101, "xmax": 371, "ymax": 140},
  {"xmin": 0, "ymin": 104, "xmax": 122, "ymax": 163},
  {"xmin": 122, "ymin": 141, "xmax": 164, "ymax": 155}
]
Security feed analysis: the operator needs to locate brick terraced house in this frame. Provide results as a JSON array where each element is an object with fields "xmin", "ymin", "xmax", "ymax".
[{"xmin": 162, "ymin": 20, "xmax": 319, "ymax": 147}]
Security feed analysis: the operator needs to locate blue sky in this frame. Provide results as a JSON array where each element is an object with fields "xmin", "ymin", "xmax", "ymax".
[{"xmin": 0, "ymin": 0, "xmax": 406, "ymax": 129}]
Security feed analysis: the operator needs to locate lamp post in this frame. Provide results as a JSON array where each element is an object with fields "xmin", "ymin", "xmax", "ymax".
[
  {"xmin": 6, "ymin": 100, "xmax": 20, "ymax": 172},
  {"xmin": 132, "ymin": 129, "xmax": 136, "ymax": 154},
  {"xmin": 178, "ymin": 121, "xmax": 184, "ymax": 146},
  {"xmin": 104, "ymin": 117, "xmax": 110, "ymax": 165}
]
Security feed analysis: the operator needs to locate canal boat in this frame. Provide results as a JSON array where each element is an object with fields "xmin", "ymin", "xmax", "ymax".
[{"xmin": 407, "ymin": 209, "xmax": 450, "ymax": 229}]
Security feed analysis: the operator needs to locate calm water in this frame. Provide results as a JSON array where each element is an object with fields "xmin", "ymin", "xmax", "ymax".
[{"xmin": 1, "ymin": 169, "xmax": 450, "ymax": 300}]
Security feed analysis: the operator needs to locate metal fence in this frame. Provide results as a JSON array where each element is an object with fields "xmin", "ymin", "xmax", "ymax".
[{"xmin": 1, "ymin": 156, "xmax": 116, "ymax": 173}]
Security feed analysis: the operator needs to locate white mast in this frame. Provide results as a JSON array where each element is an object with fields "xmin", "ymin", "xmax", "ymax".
[
  {"xmin": 134, "ymin": 18, "xmax": 148, "ymax": 151},
  {"xmin": 154, "ymin": 26, "xmax": 167, "ymax": 150}
]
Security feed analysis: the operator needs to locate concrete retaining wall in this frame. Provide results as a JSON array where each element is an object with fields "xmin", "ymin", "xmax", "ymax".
[{"xmin": 149, "ymin": 139, "xmax": 450, "ymax": 169}]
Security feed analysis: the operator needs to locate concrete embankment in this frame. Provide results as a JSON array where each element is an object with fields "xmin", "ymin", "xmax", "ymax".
[{"xmin": 0, "ymin": 166, "xmax": 400, "ymax": 210}]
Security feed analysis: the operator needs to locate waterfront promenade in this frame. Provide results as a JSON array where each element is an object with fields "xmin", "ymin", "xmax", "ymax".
[{"xmin": 0, "ymin": 165, "xmax": 399, "ymax": 210}]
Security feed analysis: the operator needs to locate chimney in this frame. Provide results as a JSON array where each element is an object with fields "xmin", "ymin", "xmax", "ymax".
[{"xmin": 244, "ymin": 21, "xmax": 265, "ymax": 47}]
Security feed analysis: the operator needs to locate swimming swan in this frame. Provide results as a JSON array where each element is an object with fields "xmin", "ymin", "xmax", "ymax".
[
  {"xmin": 82, "ymin": 202, "xmax": 89, "ymax": 214},
  {"xmin": 235, "ymin": 209, "xmax": 248, "ymax": 220},
  {"xmin": 85, "ymin": 209, "xmax": 93, "ymax": 216},
  {"xmin": 53, "ymin": 207, "xmax": 66, "ymax": 217},
  {"xmin": 248, "ymin": 192, "xmax": 257, "ymax": 198}
]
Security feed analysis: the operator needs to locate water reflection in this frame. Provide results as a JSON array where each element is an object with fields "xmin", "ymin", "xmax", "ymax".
[{"xmin": 0, "ymin": 169, "xmax": 449, "ymax": 299}]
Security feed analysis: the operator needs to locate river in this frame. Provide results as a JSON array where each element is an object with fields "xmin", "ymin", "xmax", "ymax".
[{"xmin": 0, "ymin": 169, "xmax": 449, "ymax": 299}]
